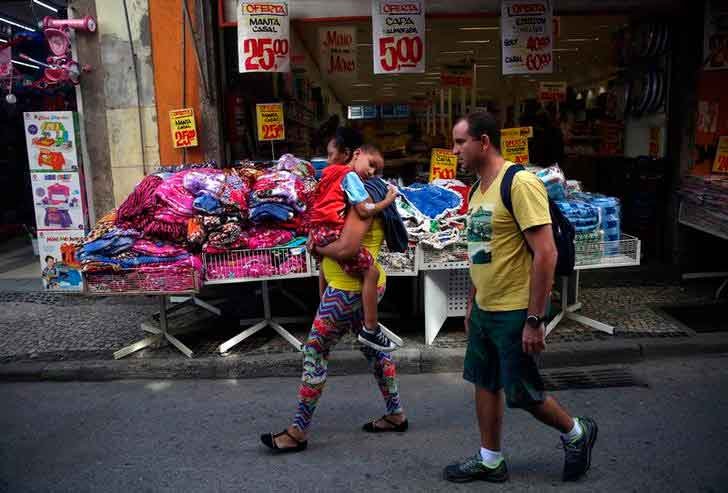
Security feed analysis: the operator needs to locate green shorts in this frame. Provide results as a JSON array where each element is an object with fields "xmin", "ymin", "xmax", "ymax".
[{"xmin": 463, "ymin": 304, "xmax": 545, "ymax": 409}]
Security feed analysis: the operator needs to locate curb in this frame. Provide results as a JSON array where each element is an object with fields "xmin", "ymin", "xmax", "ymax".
[{"xmin": 2, "ymin": 333, "xmax": 728, "ymax": 382}]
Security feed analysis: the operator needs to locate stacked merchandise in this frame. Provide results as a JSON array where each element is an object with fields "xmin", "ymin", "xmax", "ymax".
[
  {"xmin": 678, "ymin": 175, "xmax": 728, "ymax": 238},
  {"xmin": 533, "ymin": 164, "xmax": 624, "ymax": 261},
  {"xmin": 398, "ymin": 180, "xmax": 469, "ymax": 266},
  {"xmin": 74, "ymin": 155, "xmax": 317, "ymax": 292}
]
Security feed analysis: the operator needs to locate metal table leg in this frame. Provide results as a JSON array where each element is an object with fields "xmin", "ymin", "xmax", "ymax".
[{"xmin": 546, "ymin": 272, "xmax": 614, "ymax": 337}]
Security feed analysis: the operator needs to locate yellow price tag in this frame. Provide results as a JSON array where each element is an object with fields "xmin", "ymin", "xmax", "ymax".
[
  {"xmin": 429, "ymin": 148, "xmax": 458, "ymax": 181},
  {"xmin": 256, "ymin": 103, "xmax": 285, "ymax": 141},
  {"xmin": 169, "ymin": 108, "xmax": 199, "ymax": 148}
]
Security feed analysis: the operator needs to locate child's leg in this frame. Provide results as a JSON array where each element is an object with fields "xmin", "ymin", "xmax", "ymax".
[{"xmin": 361, "ymin": 264, "xmax": 380, "ymax": 331}]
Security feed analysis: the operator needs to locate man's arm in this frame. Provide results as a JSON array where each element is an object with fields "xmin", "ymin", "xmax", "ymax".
[
  {"xmin": 465, "ymin": 284, "xmax": 476, "ymax": 335},
  {"xmin": 522, "ymin": 224, "xmax": 557, "ymax": 355}
]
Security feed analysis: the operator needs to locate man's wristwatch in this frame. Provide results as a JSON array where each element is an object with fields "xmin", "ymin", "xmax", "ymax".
[{"xmin": 526, "ymin": 314, "xmax": 546, "ymax": 328}]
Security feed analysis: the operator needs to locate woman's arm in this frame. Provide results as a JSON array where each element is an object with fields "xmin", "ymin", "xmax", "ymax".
[{"xmin": 314, "ymin": 209, "xmax": 372, "ymax": 262}]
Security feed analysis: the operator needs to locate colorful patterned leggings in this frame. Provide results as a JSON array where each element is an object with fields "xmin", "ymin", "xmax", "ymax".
[{"xmin": 293, "ymin": 285, "xmax": 403, "ymax": 433}]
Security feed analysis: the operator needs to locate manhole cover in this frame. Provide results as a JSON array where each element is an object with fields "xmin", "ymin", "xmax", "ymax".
[
  {"xmin": 542, "ymin": 367, "xmax": 648, "ymax": 391},
  {"xmin": 659, "ymin": 303, "xmax": 728, "ymax": 333}
]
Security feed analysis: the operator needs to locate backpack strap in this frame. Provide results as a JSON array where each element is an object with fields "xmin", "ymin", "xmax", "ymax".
[{"xmin": 500, "ymin": 164, "xmax": 526, "ymax": 229}]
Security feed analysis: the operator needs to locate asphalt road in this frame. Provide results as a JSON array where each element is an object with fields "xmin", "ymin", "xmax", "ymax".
[{"xmin": 2, "ymin": 356, "xmax": 728, "ymax": 492}]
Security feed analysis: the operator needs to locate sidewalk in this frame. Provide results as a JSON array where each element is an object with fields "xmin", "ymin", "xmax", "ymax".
[{"xmin": 1, "ymin": 268, "xmax": 727, "ymax": 381}]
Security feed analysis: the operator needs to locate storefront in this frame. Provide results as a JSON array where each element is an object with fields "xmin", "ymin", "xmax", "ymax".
[{"xmin": 4, "ymin": 0, "xmax": 699, "ymax": 355}]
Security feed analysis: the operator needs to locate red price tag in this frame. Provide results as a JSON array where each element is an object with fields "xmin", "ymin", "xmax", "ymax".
[
  {"xmin": 261, "ymin": 123, "xmax": 283, "ymax": 140},
  {"xmin": 174, "ymin": 129, "xmax": 197, "ymax": 147},
  {"xmin": 378, "ymin": 35, "xmax": 423, "ymax": 72},
  {"xmin": 717, "ymin": 155, "xmax": 728, "ymax": 172},
  {"xmin": 242, "ymin": 37, "xmax": 289, "ymax": 71},
  {"xmin": 526, "ymin": 53, "xmax": 552, "ymax": 72}
]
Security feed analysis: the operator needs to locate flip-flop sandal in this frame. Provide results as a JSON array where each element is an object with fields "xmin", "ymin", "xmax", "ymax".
[
  {"xmin": 362, "ymin": 415, "xmax": 409, "ymax": 433},
  {"xmin": 260, "ymin": 429, "xmax": 308, "ymax": 454}
]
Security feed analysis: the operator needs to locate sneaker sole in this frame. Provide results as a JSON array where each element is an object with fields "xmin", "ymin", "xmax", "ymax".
[{"xmin": 586, "ymin": 421, "xmax": 598, "ymax": 473}]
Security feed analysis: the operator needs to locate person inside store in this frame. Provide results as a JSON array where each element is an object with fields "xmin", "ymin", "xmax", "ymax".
[
  {"xmin": 443, "ymin": 111, "xmax": 597, "ymax": 483},
  {"xmin": 260, "ymin": 143, "xmax": 408, "ymax": 454}
]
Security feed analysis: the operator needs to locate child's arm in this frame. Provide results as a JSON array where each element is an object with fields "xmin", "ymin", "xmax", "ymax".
[{"xmin": 353, "ymin": 186, "xmax": 398, "ymax": 219}]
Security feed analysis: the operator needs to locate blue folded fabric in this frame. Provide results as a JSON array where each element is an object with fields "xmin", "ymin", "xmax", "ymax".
[
  {"xmin": 399, "ymin": 183, "xmax": 462, "ymax": 220},
  {"xmin": 80, "ymin": 234, "xmax": 136, "ymax": 257},
  {"xmin": 193, "ymin": 192, "xmax": 224, "ymax": 214},
  {"xmin": 250, "ymin": 202, "xmax": 295, "ymax": 223},
  {"xmin": 78, "ymin": 253, "xmax": 189, "ymax": 268},
  {"xmin": 364, "ymin": 178, "xmax": 409, "ymax": 253}
]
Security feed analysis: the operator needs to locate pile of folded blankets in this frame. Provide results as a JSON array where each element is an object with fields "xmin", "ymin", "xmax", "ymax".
[{"xmin": 72, "ymin": 155, "xmax": 317, "ymax": 286}]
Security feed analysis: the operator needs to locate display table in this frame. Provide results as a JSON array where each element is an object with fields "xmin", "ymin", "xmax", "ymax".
[
  {"xmin": 421, "ymin": 235, "xmax": 642, "ymax": 345},
  {"xmin": 678, "ymin": 201, "xmax": 728, "ymax": 299}
]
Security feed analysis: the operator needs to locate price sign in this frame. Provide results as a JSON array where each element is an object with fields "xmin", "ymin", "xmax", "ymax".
[
  {"xmin": 169, "ymin": 108, "xmax": 199, "ymax": 149},
  {"xmin": 713, "ymin": 136, "xmax": 728, "ymax": 174},
  {"xmin": 429, "ymin": 148, "xmax": 458, "ymax": 181},
  {"xmin": 538, "ymin": 81, "xmax": 566, "ymax": 102},
  {"xmin": 256, "ymin": 103, "xmax": 285, "ymax": 141},
  {"xmin": 372, "ymin": 0, "xmax": 425, "ymax": 74},
  {"xmin": 238, "ymin": 1, "xmax": 290, "ymax": 73},
  {"xmin": 501, "ymin": 127, "xmax": 532, "ymax": 164},
  {"xmin": 501, "ymin": 0, "xmax": 553, "ymax": 75},
  {"xmin": 319, "ymin": 27, "xmax": 357, "ymax": 79}
]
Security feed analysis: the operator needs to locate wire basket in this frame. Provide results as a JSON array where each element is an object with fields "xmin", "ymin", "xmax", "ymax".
[
  {"xmin": 378, "ymin": 245, "xmax": 419, "ymax": 276},
  {"xmin": 84, "ymin": 265, "xmax": 200, "ymax": 295},
  {"xmin": 679, "ymin": 202, "xmax": 728, "ymax": 241},
  {"xmin": 575, "ymin": 233, "xmax": 641, "ymax": 269},
  {"xmin": 203, "ymin": 245, "xmax": 312, "ymax": 284},
  {"xmin": 419, "ymin": 243, "xmax": 469, "ymax": 270}
]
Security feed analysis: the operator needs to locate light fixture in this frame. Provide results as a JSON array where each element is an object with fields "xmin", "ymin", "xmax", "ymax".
[
  {"xmin": 476, "ymin": 65, "xmax": 496, "ymax": 69},
  {"xmin": 416, "ymin": 81, "xmax": 437, "ymax": 85},
  {"xmin": 352, "ymin": 83, "xmax": 372, "ymax": 87},
  {"xmin": 459, "ymin": 26, "xmax": 499, "ymax": 31},
  {"xmin": 441, "ymin": 50, "xmax": 474, "ymax": 55},
  {"xmin": 351, "ymin": 99, "xmax": 371, "ymax": 102},
  {"xmin": 456, "ymin": 40, "xmax": 491, "ymax": 44},
  {"xmin": 553, "ymin": 48, "xmax": 579, "ymax": 53},
  {"xmin": 32, "ymin": 0, "xmax": 59, "ymax": 13},
  {"xmin": 356, "ymin": 43, "xmax": 372, "ymax": 47},
  {"xmin": 12, "ymin": 59, "xmax": 40, "ymax": 69},
  {"xmin": 599, "ymin": 86, "xmax": 606, "ymax": 94},
  {"xmin": 425, "ymin": 71, "xmax": 441, "ymax": 75},
  {"xmin": 0, "ymin": 37, "xmax": 7, "ymax": 43},
  {"xmin": 0, "ymin": 15, "xmax": 37, "ymax": 32},
  {"xmin": 563, "ymin": 37, "xmax": 599, "ymax": 42}
]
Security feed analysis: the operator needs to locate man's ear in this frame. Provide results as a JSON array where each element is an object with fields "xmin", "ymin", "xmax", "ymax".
[{"xmin": 480, "ymin": 134, "xmax": 491, "ymax": 151}]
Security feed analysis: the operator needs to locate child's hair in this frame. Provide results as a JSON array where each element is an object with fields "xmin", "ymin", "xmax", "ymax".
[
  {"xmin": 330, "ymin": 127, "xmax": 364, "ymax": 162},
  {"xmin": 45, "ymin": 255, "xmax": 54, "ymax": 262},
  {"xmin": 358, "ymin": 143, "xmax": 381, "ymax": 156}
]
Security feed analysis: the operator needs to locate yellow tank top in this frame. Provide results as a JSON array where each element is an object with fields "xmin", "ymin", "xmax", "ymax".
[{"xmin": 321, "ymin": 218, "xmax": 387, "ymax": 292}]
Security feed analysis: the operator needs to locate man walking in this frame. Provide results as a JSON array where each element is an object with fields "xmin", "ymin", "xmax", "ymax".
[{"xmin": 444, "ymin": 112, "xmax": 597, "ymax": 483}]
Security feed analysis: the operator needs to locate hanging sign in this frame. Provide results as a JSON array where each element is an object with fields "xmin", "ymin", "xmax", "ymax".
[
  {"xmin": 704, "ymin": 1, "xmax": 728, "ymax": 71},
  {"xmin": 538, "ymin": 81, "xmax": 566, "ymax": 102},
  {"xmin": 501, "ymin": 127, "xmax": 532, "ymax": 164},
  {"xmin": 319, "ymin": 27, "xmax": 357, "ymax": 79},
  {"xmin": 441, "ymin": 70, "xmax": 473, "ymax": 88},
  {"xmin": 429, "ymin": 148, "xmax": 458, "ymax": 181},
  {"xmin": 169, "ymin": 108, "xmax": 199, "ymax": 148},
  {"xmin": 501, "ymin": 0, "xmax": 553, "ymax": 75},
  {"xmin": 372, "ymin": 0, "xmax": 426, "ymax": 74},
  {"xmin": 256, "ymin": 103, "xmax": 285, "ymax": 141},
  {"xmin": 237, "ymin": 1, "xmax": 290, "ymax": 73},
  {"xmin": 713, "ymin": 136, "xmax": 728, "ymax": 173}
]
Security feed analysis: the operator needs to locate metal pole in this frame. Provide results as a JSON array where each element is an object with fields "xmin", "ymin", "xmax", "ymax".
[{"xmin": 271, "ymin": 141, "xmax": 275, "ymax": 160}]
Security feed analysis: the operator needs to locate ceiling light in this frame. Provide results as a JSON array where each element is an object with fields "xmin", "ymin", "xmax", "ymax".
[
  {"xmin": 476, "ymin": 65, "xmax": 496, "ymax": 69},
  {"xmin": 441, "ymin": 50, "xmax": 474, "ymax": 55},
  {"xmin": 356, "ymin": 43, "xmax": 372, "ymax": 47},
  {"xmin": 553, "ymin": 48, "xmax": 579, "ymax": 53},
  {"xmin": 32, "ymin": 0, "xmax": 59, "ymax": 13},
  {"xmin": 352, "ymin": 83, "xmax": 372, "ymax": 87},
  {"xmin": 0, "ymin": 37, "xmax": 7, "ymax": 44},
  {"xmin": 0, "ymin": 15, "xmax": 37, "ymax": 32},
  {"xmin": 352, "ymin": 99, "xmax": 372, "ymax": 103},
  {"xmin": 12, "ymin": 59, "xmax": 40, "ymax": 69},
  {"xmin": 563, "ymin": 37, "xmax": 599, "ymax": 42},
  {"xmin": 416, "ymin": 81, "xmax": 437, "ymax": 85},
  {"xmin": 426, "ymin": 71, "xmax": 440, "ymax": 75},
  {"xmin": 456, "ymin": 40, "xmax": 491, "ymax": 44},
  {"xmin": 459, "ymin": 26, "xmax": 499, "ymax": 31}
]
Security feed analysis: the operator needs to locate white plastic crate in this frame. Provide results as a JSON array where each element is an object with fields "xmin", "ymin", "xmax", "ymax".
[
  {"xmin": 419, "ymin": 243, "xmax": 469, "ymax": 270},
  {"xmin": 575, "ymin": 234, "xmax": 641, "ymax": 270},
  {"xmin": 203, "ymin": 246, "xmax": 312, "ymax": 284}
]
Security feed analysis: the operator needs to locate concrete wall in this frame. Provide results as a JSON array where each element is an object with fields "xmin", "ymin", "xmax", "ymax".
[{"xmin": 71, "ymin": 0, "xmax": 160, "ymax": 215}]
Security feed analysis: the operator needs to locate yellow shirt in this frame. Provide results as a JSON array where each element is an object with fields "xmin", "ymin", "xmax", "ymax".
[
  {"xmin": 322, "ymin": 218, "xmax": 387, "ymax": 292},
  {"xmin": 468, "ymin": 162, "xmax": 551, "ymax": 311}
]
